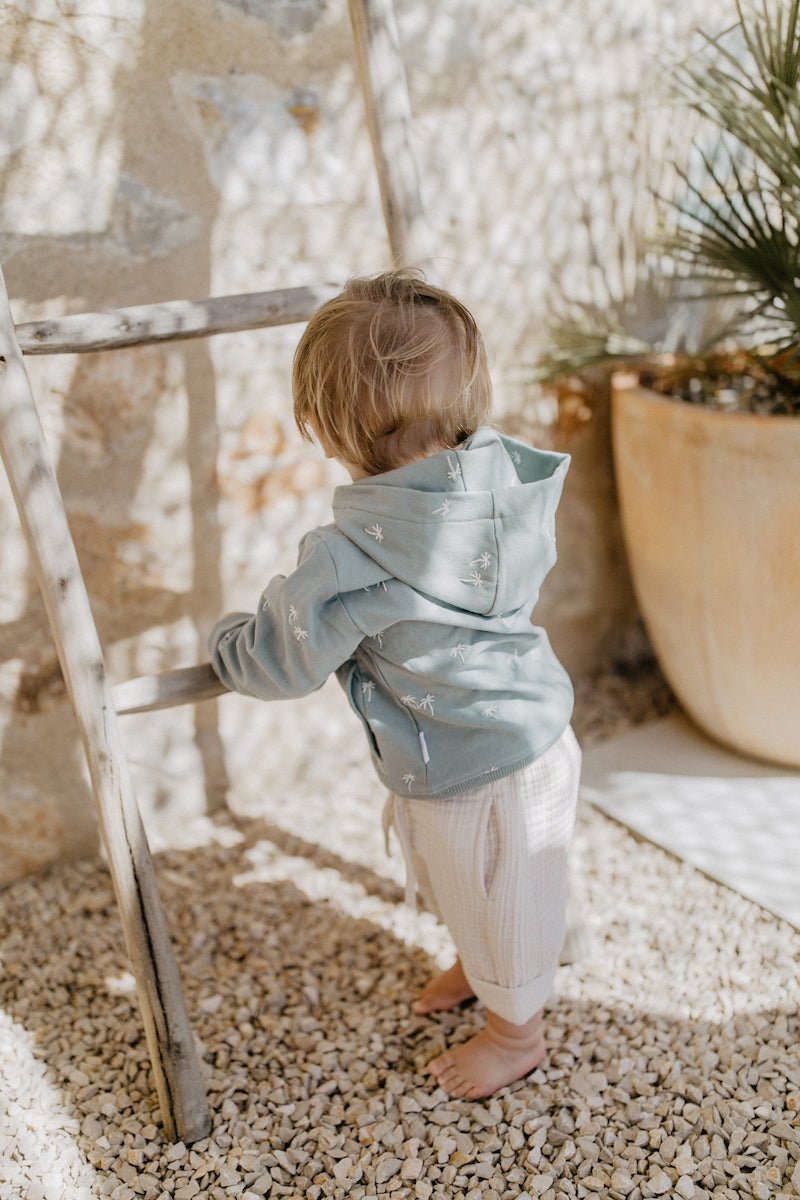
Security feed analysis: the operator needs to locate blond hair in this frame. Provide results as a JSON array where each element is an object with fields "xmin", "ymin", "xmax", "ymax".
[{"xmin": 292, "ymin": 270, "xmax": 492, "ymax": 476}]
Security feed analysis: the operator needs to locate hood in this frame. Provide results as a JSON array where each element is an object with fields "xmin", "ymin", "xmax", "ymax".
[{"xmin": 332, "ymin": 427, "xmax": 570, "ymax": 616}]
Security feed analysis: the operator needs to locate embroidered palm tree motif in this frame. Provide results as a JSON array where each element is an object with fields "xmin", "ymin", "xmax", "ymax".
[
  {"xmin": 480, "ymin": 703, "xmax": 500, "ymax": 719},
  {"xmin": 432, "ymin": 499, "xmax": 451, "ymax": 518},
  {"xmin": 472, "ymin": 552, "xmax": 492, "ymax": 571},
  {"xmin": 365, "ymin": 524, "xmax": 384, "ymax": 543},
  {"xmin": 460, "ymin": 570, "xmax": 485, "ymax": 588},
  {"xmin": 402, "ymin": 773, "xmax": 416, "ymax": 791},
  {"xmin": 450, "ymin": 642, "xmax": 467, "ymax": 663},
  {"xmin": 402, "ymin": 693, "xmax": 436, "ymax": 715},
  {"xmin": 510, "ymin": 448, "xmax": 522, "ymax": 465},
  {"xmin": 287, "ymin": 602, "xmax": 308, "ymax": 643},
  {"xmin": 361, "ymin": 679, "xmax": 376, "ymax": 701},
  {"xmin": 446, "ymin": 456, "xmax": 462, "ymax": 482}
]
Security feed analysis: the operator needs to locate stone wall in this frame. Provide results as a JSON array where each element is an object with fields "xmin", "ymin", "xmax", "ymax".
[{"xmin": 0, "ymin": 0, "xmax": 734, "ymax": 884}]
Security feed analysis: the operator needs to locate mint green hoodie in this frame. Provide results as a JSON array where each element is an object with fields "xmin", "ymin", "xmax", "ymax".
[{"xmin": 209, "ymin": 427, "xmax": 573, "ymax": 799}]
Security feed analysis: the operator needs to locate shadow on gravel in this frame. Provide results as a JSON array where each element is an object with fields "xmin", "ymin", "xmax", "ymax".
[{"xmin": 1, "ymin": 808, "xmax": 798, "ymax": 1198}]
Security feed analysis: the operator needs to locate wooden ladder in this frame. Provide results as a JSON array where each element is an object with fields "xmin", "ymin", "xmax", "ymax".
[{"xmin": 0, "ymin": 0, "xmax": 429, "ymax": 1143}]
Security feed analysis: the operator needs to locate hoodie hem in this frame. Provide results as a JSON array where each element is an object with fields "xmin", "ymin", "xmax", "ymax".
[{"xmin": 380, "ymin": 726, "xmax": 569, "ymax": 801}]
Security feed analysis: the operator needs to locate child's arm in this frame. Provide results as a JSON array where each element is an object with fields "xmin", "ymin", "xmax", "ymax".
[{"xmin": 209, "ymin": 532, "xmax": 365, "ymax": 701}]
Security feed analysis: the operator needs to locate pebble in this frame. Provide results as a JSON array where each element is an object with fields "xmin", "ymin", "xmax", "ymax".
[{"xmin": 0, "ymin": 676, "xmax": 799, "ymax": 1198}]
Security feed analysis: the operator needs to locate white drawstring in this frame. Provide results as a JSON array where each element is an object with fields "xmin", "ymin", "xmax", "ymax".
[{"xmin": 382, "ymin": 792, "xmax": 418, "ymax": 910}]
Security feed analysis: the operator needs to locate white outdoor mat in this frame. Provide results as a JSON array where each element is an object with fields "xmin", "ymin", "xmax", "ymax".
[{"xmin": 581, "ymin": 713, "xmax": 800, "ymax": 930}]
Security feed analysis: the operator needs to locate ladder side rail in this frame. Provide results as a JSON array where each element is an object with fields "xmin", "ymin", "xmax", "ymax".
[
  {"xmin": 0, "ymin": 264, "xmax": 211, "ymax": 1145},
  {"xmin": 348, "ymin": 0, "xmax": 433, "ymax": 273}
]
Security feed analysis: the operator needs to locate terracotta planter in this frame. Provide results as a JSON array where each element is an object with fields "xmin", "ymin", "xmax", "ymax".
[{"xmin": 612, "ymin": 377, "xmax": 800, "ymax": 768}]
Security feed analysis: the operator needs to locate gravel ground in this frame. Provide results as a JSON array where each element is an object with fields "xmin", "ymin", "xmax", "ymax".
[{"xmin": 1, "ymin": 660, "xmax": 799, "ymax": 1200}]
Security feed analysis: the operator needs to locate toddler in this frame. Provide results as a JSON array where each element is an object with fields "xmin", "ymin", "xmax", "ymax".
[{"xmin": 209, "ymin": 270, "xmax": 581, "ymax": 1099}]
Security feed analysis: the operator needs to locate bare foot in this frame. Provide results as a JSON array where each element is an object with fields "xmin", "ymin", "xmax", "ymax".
[
  {"xmin": 412, "ymin": 958, "xmax": 475, "ymax": 1015},
  {"xmin": 427, "ymin": 1007, "xmax": 546, "ymax": 1099}
]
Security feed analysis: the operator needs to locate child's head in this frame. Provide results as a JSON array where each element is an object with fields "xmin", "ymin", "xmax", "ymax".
[{"xmin": 293, "ymin": 270, "xmax": 492, "ymax": 477}]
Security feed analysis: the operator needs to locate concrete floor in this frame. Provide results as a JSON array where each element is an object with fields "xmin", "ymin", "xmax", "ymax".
[{"xmin": 581, "ymin": 712, "xmax": 800, "ymax": 930}]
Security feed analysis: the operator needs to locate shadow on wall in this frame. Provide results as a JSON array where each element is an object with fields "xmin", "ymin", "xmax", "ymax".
[
  {"xmin": 0, "ymin": 0, "xmax": 393, "ymax": 885},
  {"xmin": 0, "ymin": 0, "xmax": 230, "ymax": 880},
  {"xmin": 0, "ymin": 0, "xmax": 733, "ymax": 884}
]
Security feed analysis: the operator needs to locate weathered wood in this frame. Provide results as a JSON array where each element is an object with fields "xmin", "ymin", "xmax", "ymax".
[
  {"xmin": 114, "ymin": 664, "xmax": 228, "ymax": 716},
  {"xmin": 1, "ymin": 4, "xmax": 430, "ymax": 1145},
  {"xmin": 15, "ymin": 283, "xmax": 341, "ymax": 355},
  {"xmin": 348, "ymin": 0, "xmax": 433, "ymax": 272},
  {"xmin": 0, "ymin": 264, "xmax": 211, "ymax": 1144}
]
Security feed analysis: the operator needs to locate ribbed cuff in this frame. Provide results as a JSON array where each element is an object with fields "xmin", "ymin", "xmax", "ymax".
[{"xmin": 463, "ymin": 968, "xmax": 556, "ymax": 1026}]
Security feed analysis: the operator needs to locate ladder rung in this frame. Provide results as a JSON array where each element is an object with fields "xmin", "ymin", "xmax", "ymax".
[
  {"xmin": 15, "ymin": 284, "xmax": 341, "ymax": 356},
  {"xmin": 113, "ymin": 664, "xmax": 228, "ymax": 715}
]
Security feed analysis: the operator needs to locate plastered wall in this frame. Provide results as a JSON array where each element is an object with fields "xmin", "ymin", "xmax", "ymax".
[{"xmin": 0, "ymin": 0, "xmax": 731, "ymax": 883}]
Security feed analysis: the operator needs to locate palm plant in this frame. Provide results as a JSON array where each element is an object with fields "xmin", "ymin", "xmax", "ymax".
[
  {"xmin": 538, "ymin": 0, "xmax": 800, "ymax": 412},
  {"xmin": 669, "ymin": 0, "xmax": 800, "ymax": 352}
]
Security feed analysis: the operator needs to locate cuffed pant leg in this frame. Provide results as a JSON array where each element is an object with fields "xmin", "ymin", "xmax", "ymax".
[{"xmin": 396, "ymin": 728, "xmax": 581, "ymax": 1025}]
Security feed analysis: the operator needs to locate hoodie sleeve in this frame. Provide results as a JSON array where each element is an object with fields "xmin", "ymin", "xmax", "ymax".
[{"xmin": 208, "ymin": 532, "xmax": 365, "ymax": 700}]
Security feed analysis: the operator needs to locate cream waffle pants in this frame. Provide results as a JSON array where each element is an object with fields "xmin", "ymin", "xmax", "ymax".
[{"xmin": 385, "ymin": 726, "xmax": 581, "ymax": 1025}]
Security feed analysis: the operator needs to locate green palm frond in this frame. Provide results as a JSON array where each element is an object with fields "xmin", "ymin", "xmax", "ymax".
[
  {"xmin": 673, "ymin": 0, "xmax": 800, "ymax": 194},
  {"xmin": 534, "ymin": 0, "xmax": 800, "ymax": 399},
  {"xmin": 533, "ymin": 325, "xmax": 654, "ymax": 382},
  {"xmin": 664, "ymin": 0, "xmax": 800, "ymax": 345},
  {"xmin": 677, "ymin": 0, "xmax": 800, "ymax": 130},
  {"xmin": 671, "ymin": 150, "xmax": 798, "ymax": 285}
]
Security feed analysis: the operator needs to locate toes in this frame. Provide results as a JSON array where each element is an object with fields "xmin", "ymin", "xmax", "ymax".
[
  {"xmin": 427, "ymin": 1053, "xmax": 449, "ymax": 1079},
  {"xmin": 411, "ymin": 984, "xmax": 439, "ymax": 1015},
  {"xmin": 428, "ymin": 1054, "xmax": 457, "ymax": 1084},
  {"xmin": 428, "ymin": 1054, "xmax": 472, "ymax": 1097},
  {"xmin": 449, "ymin": 1075, "xmax": 475, "ymax": 1099}
]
